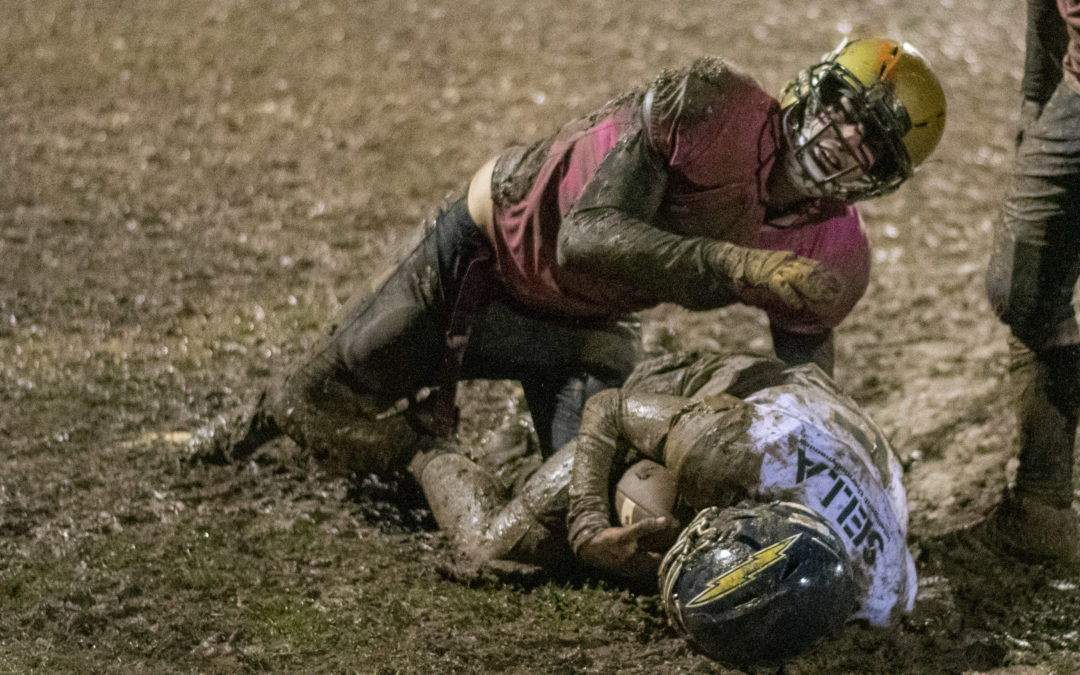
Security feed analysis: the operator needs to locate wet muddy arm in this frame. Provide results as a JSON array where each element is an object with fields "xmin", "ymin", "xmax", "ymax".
[
  {"xmin": 566, "ymin": 389, "xmax": 692, "ymax": 557},
  {"xmin": 557, "ymin": 132, "xmax": 746, "ymax": 311},
  {"xmin": 559, "ymin": 132, "xmax": 836, "ymax": 312}
]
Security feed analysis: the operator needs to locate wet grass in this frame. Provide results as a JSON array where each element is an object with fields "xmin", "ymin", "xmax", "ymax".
[{"xmin": 0, "ymin": 458, "xmax": 686, "ymax": 673}]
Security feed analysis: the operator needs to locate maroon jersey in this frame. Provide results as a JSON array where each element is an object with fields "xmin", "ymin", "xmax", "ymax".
[{"xmin": 483, "ymin": 58, "xmax": 870, "ymax": 333}]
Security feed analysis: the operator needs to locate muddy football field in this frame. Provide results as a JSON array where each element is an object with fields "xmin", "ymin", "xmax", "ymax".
[{"xmin": 5, "ymin": 0, "xmax": 1080, "ymax": 672}]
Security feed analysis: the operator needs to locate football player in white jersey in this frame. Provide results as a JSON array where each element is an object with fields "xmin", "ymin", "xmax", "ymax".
[{"xmin": 411, "ymin": 351, "xmax": 914, "ymax": 667}]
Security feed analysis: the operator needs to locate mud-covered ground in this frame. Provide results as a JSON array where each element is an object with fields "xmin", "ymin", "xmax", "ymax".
[{"xmin": 4, "ymin": 1, "xmax": 1080, "ymax": 673}]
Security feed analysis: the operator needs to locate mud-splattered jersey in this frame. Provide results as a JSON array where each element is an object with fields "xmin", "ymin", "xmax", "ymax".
[
  {"xmin": 660, "ymin": 362, "xmax": 913, "ymax": 625},
  {"xmin": 483, "ymin": 57, "xmax": 870, "ymax": 333},
  {"xmin": 568, "ymin": 352, "xmax": 913, "ymax": 626}
]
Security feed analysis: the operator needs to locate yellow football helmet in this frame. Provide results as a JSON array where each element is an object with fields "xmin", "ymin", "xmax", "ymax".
[{"xmin": 780, "ymin": 37, "xmax": 947, "ymax": 200}]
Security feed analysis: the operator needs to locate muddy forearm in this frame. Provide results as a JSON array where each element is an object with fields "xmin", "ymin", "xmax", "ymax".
[
  {"xmin": 567, "ymin": 389, "xmax": 623, "ymax": 556},
  {"xmin": 566, "ymin": 390, "xmax": 691, "ymax": 556},
  {"xmin": 556, "ymin": 130, "xmax": 739, "ymax": 310},
  {"xmin": 557, "ymin": 126, "xmax": 812, "ymax": 311},
  {"xmin": 560, "ymin": 207, "xmax": 745, "ymax": 310}
]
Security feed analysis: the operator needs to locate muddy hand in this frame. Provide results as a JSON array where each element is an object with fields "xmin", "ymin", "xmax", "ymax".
[
  {"xmin": 578, "ymin": 517, "xmax": 673, "ymax": 580},
  {"xmin": 746, "ymin": 250, "xmax": 841, "ymax": 310}
]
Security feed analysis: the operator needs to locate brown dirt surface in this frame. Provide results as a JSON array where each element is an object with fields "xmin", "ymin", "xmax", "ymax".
[{"xmin": 4, "ymin": 0, "xmax": 1080, "ymax": 673}]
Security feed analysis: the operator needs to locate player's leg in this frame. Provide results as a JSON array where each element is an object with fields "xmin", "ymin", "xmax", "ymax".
[
  {"xmin": 1009, "ymin": 338, "xmax": 1080, "ymax": 509},
  {"xmin": 195, "ymin": 196, "xmax": 486, "ymax": 476},
  {"xmin": 411, "ymin": 442, "xmax": 576, "ymax": 569},
  {"xmin": 199, "ymin": 223, "xmax": 443, "ymax": 474},
  {"xmin": 983, "ymin": 82, "xmax": 1080, "ymax": 560},
  {"xmin": 464, "ymin": 304, "xmax": 642, "ymax": 457},
  {"xmin": 519, "ymin": 371, "xmax": 608, "ymax": 456}
]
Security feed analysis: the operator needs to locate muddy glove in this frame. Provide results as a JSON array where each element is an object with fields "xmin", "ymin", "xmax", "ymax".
[{"xmin": 709, "ymin": 243, "xmax": 841, "ymax": 311}]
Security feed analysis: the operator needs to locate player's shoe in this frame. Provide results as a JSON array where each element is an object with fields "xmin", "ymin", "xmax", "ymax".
[{"xmin": 971, "ymin": 489, "xmax": 1080, "ymax": 565}]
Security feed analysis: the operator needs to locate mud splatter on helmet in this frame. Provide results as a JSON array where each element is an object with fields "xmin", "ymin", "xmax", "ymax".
[
  {"xmin": 780, "ymin": 37, "xmax": 947, "ymax": 201},
  {"xmin": 658, "ymin": 501, "xmax": 857, "ymax": 668}
]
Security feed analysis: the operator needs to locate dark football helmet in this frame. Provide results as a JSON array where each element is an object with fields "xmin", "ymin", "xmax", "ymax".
[{"xmin": 658, "ymin": 501, "xmax": 857, "ymax": 668}]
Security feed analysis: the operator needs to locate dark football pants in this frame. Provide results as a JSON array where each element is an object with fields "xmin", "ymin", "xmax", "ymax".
[
  {"xmin": 987, "ymin": 81, "xmax": 1080, "ymax": 508},
  {"xmin": 237, "ymin": 196, "xmax": 641, "ymax": 475}
]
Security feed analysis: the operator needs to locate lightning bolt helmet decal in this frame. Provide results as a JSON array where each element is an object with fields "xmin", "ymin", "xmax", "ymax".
[
  {"xmin": 685, "ymin": 533, "xmax": 801, "ymax": 608},
  {"xmin": 659, "ymin": 502, "xmax": 856, "ymax": 668}
]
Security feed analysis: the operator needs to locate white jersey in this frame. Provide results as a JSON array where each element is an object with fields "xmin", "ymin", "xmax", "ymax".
[
  {"xmin": 603, "ymin": 352, "xmax": 914, "ymax": 625},
  {"xmin": 744, "ymin": 365, "xmax": 915, "ymax": 626}
]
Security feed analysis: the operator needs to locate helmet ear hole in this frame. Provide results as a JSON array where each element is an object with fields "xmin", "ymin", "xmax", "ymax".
[{"xmin": 734, "ymin": 534, "xmax": 762, "ymax": 550}]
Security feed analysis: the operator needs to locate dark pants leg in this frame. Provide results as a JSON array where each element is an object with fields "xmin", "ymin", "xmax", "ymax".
[
  {"xmin": 1009, "ymin": 337, "xmax": 1080, "ymax": 508},
  {"xmin": 519, "ymin": 373, "xmax": 610, "ymax": 455},
  {"xmin": 462, "ymin": 301, "xmax": 641, "ymax": 457},
  {"xmin": 214, "ymin": 196, "xmax": 642, "ymax": 474},
  {"xmin": 261, "ymin": 210, "xmax": 455, "ymax": 475},
  {"xmin": 987, "ymin": 81, "xmax": 1080, "ymax": 506},
  {"xmin": 214, "ymin": 198, "xmax": 477, "ymax": 475}
]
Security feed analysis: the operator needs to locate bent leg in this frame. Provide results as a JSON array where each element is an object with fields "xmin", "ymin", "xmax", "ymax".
[
  {"xmin": 264, "ymin": 335, "xmax": 423, "ymax": 476},
  {"xmin": 414, "ymin": 444, "xmax": 576, "ymax": 570},
  {"xmin": 199, "ymin": 207, "xmax": 463, "ymax": 475},
  {"xmin": 464, "ymin": 304, "xmax": 642, "ymax": 456},
  {"xmin": 268, "ymin": 214, "xmax": 454, "ymax": 475}
]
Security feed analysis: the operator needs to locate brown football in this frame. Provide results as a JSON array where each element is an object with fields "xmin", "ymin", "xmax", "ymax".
[{"xmin": 613, "ymin": 459, "xmax": 682, "ymax": 552}]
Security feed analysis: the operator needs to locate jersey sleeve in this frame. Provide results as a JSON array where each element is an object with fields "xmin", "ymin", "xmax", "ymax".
[{"xmin": 743, "ymin": 206, "xmax": 871, "ymax": 334}]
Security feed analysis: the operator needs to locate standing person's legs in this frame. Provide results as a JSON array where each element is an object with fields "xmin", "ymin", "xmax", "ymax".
[
  {"xmin": 1008, "ymin": 337, "xmax": 1080, "ymax": 508},
  {"xmin": 984, "ymin": 82, "xmax": 1080, "ymax": 559}
]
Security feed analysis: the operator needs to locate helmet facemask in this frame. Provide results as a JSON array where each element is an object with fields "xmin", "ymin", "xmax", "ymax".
[{"xmin": 781, "ymin": 61, "xmax": 913, "ymax": 202}]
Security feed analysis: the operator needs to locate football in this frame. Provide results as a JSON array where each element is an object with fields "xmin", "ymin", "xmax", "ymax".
[{"xmin": 613, "ymin": 459, "xmax": 682, "ymax": 552}]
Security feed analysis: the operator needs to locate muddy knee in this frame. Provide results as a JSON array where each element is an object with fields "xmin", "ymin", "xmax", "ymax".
[{"xmin": 415, "ymin": 452, "xmax": 509, "ymax": 558}]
